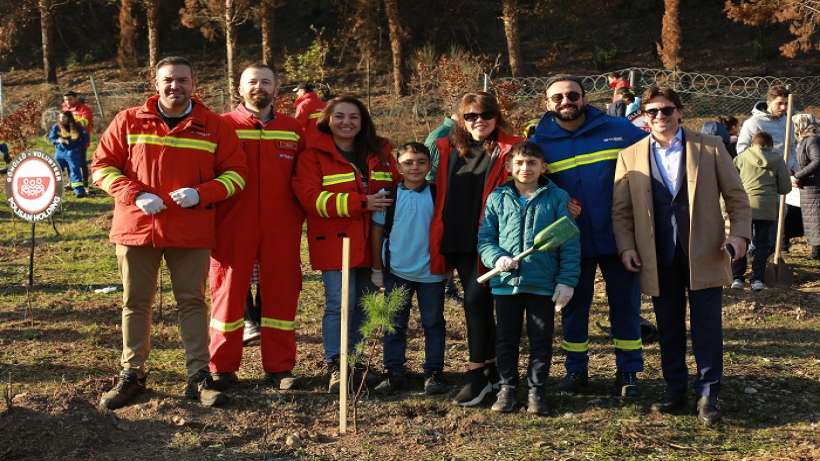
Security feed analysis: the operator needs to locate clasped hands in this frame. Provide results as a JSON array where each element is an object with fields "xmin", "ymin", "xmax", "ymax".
[{"xmin": 135, "ymin": 188, "xmax": 200, "ymax": 215}]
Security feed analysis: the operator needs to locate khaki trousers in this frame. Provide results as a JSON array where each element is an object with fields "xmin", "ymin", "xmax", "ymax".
[{"xmin": 116, "ymin": 245, "xmax": 210, "ymax": 379}]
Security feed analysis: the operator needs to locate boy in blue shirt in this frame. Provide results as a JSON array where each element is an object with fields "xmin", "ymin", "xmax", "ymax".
[
  {"xmin": 371, "ymin": 142, "xmax": 447, "ymax": 396},
  {"xmin": 478, "ymin": 142, "xmax": 581, "ymax": 415}
]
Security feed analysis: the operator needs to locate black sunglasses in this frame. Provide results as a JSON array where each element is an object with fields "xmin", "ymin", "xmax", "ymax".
[
  {"xmin": 645, "ymin": 106, "xmax": 677, "ymax": 118},
  {"xmin": 548, "ymin": 91, "xmax": 582, "ymax": 104},
  {"xmin": 463, "ymin": 111, "xmax": 496, "ymax": 122}
]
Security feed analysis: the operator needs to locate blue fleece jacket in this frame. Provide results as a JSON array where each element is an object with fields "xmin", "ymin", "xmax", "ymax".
[
  {"xmin": 478, "ymin": 180, "xmax": 581, "ymax": 296},
  {"xmin": 530, "ymin": 105, "xmax": 646, "ymax": 257}
]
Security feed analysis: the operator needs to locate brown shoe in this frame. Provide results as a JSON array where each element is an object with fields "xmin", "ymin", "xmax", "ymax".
[
  {"xmin": 186, "ymin": 370, "xmax": 228, "ymax": 407},
  {"xmin": 99, "ymin": 370, "xmax": 147, "ymax": 410},
  {"xmin": 266, "ymin": 371, "xmax": 299, "ymax": 390}
]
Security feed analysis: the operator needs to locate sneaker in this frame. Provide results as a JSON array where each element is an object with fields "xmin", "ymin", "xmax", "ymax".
[
  {"xmin": 731, "ymin": 279, "xmax": 744, "ymax": 290},
  {"xmin": 485, "ymin": 362, "xmax": 500, "ymax": 390},
  {"xmin": 452, "ymin": 367, "xmax": 492, "ymax": 407},
  {"xmin": 423, "ymin": 371, "xmax": 448, "ymax": 396},
  {"xmin": 374, "ymin": 372, "xmax": 407, "ymax": 395},
  {"xmin": 185, "ymin": 370, "xmax": 228, "ymax": 407},
  {"xmin": 74, "ymin": 187, "xmax": 88, "ymax": 198},
  {"xmin": 209, "ymin": 372, "xmax": 238, "ymax": 391},
  {"xmin": 99, "ymin": 369, "xmax": 147, "ymax": 410},
  {"xmin": 243, "ymin": 321, "xmax": 261, "ymax": 345},
  {"xmin": 750, "ymin": 280, "xmax": 765, "ymax": 292},
  {"xmin": 526, "ymin": 387, "xmax": 549, "ymax": 416},
  {"xmin": 614, "ymin": 371, "xmax": 640, "ymax": 398},
  {"xmin": 491, "ymin": 385, "xmax": 517, "ymax": 413},
  {"xmin": 558, "ymin": 371, "xmax": 588, "ymax": 394},
  {"xmin": 266, "ymin": 371, "xmax": 299, "ymax": 390},
  {"xmin": 327, "ymin": 360, "xmax": 341, "ymax": 393}
]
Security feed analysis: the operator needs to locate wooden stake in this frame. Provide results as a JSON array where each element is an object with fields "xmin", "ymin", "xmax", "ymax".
[{"xmin": 339, "ymin": 237, "xmax": 350, "ymax": 434}]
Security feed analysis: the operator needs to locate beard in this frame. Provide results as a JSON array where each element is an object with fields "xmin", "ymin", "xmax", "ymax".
[
  {"xmin": 249, "ymin": 91, "xmax": 273, "ymax": 108},
  {"xmin": 553, "ymin": 103, "xmax": 585, "ymax": 121}
]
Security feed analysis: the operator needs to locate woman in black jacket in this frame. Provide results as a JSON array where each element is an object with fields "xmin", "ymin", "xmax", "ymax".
[{"xmin": 793, "ymin": 115, "xmax": 820, "ymax": 259}]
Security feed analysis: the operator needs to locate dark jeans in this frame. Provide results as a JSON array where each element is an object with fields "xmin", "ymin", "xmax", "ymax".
[
  {"xmin": 448, "ymin": 253, "xmax": 495, "ymax": 363},
  {"xmin": 494, "ymin": 293, "xmax": 555, "ymax": 388},
  {"xmin": 382, "ymin": 273, "xmax": 446, "ymax": 375},
  {"xmin": 245, "ymin": 285, "xmax": 262, "ymax": 325},
  {"xmin": 732, "ymin": 219, "xmax": 775, "ymax": 282},
  {"xmin": 653, "ymin": 247, "xmax": 723, "ymax": 398}
]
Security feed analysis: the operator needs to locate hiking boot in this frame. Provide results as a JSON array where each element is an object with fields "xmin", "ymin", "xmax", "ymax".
[
  {"xmin": 209, "ymin": 372, "xmax": 238, "ymax": 391},
  {"xmin": 327, "ymin": 360, "xmax": 341, "ymax": 393},
  {"xmin": 374, "ymin": 372, "xmax": 407, "ymax": 395},
  {"xmin": 750, "ymin": 280, "xmax": 765, "ymax": 292},
  {"xmin": 615, "ymin": 371, "xmax": 640, "ymax": 398},
  {"xmin": 185, "ymin": 370, "xmax": 228, "ymax": 407},
  {"xmin": 99, "ymin": 369, "xmax": 146, "ymax": 410},
  {"xmin": 696, "ymin": 395, "xmax": 721, "ymax": 426},
  {"xmin": 730, "ymin": 278, "xmax": 744, "ymax": 290},
  {"xmin": 266, "ymin": 371, "xmax": 299, "ymax": 390},
  {"xmin": 491, "ymin": 385, "xmax": 517, "ymax": 413},
  {"xmin": 650, "ymin": 392, "xmax": 687, "ymax": 413},
  {"xmin": 424, "ymin": 371, "xmax": 448, "ymax": 396},
  {"xmin": 558, "ymin": 371, "xmax": 588, "ymax": 393},
  {"xmin": 527, "ymin": 386, "xmax": 549, "ymax": 416},
  {"xmin": 243, "ymin": 321, "xmax": 261, "ymax": 345},
  {"xmin": 452, "ymin": 367, "xmax": 492, "ymax": 407}
]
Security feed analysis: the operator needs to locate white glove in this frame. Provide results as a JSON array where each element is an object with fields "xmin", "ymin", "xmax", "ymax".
[
  {"xmin": 169, "ymin": 187, "xmax": 200, "ymax": 208},
  {"xmin": 134, "ymin": 192, "xmax": 166, "ymax": 215},
  {"xmin": 371, "ymin": 269, "xmax": 384, "ymax": 288},
  {"xmin": 494, "ymin": 256, "xmax": 519, "ymax": 272},
  {"xmin": 552, "ymin": 283, "xmax": 574, "ymax": 312}
]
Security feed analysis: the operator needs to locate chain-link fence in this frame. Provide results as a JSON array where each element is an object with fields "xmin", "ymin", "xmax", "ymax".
[{"xmin": 491, "ymin": 67, "xmax": 820, "ymax": 121}]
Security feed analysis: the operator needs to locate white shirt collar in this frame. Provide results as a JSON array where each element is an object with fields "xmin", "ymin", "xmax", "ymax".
[{"xmin": 650, "ymin": 128, "xmax": 683, "ymax": 149}]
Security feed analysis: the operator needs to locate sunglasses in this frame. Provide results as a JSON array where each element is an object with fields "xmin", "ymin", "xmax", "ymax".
[
  {"xmin": 645, "ymin": 106, "xmax": 677, "ymax": 118},
  {"xmin": 548, "ymin": 91, "xmax": 582, "ymax": 104},
  {"xmin": 463, "ymin": 111, "xmax": 496, "ymax": 122}
]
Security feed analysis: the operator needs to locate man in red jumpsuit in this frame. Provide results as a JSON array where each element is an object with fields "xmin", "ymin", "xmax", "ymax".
[
  {"xmin": 293, "ymin": 83, "xmax": 326, "ymax": 135},
  {"xmin": 62, "ymin": 91, "xmax": 94, "ymax": 187},
  {"xmin": 209, "ymin": 63, "xmax": 306, "ymax": 390}
]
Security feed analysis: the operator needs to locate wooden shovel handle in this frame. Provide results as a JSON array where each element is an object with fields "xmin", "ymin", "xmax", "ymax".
[{"xmin": 476, "ymin": 247, "xmax": 535, "ymax": 284}]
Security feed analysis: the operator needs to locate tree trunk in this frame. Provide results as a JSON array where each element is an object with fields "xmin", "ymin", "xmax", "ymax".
[
  {"xmin": 657, "ymin": 0, "xmax": 682, "ymax": 70},
  {"xmin": 224, "ymin": 0, "xmax": 237, "ymax": 106},
  {"xmin": 144, "ymin": 0, "xmax": 159, "ymax": 72},
  {"xmin": 259, "ymin": 0, "xmax": 274, "ymax": 65},
  {"xmin": 38, "ymin": 0, "xmax": 57, "ymax": 83},
  {"xmin": 383, "ymin": 0, "xmax": 405, "ymax": 95},
  {"xmin": 117, "ymin": 0, "xmax": 138, "ymax": 71},
  {"xmin": 501, "ymin": 0, "xmax": 523, "ymax": 77}
]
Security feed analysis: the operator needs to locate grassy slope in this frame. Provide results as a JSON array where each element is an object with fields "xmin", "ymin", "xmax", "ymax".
[{"xmin": 0, "ymin": 153, "xmax": 819, "ymax": 459}]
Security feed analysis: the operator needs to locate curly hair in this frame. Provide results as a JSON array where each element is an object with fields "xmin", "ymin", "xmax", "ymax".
[{"xmin": 449, "ymin": 92, "xmax": 511, "ymax": 157}]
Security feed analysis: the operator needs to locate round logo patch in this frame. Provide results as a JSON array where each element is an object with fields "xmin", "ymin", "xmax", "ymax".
[{"xmin": 5, "ymin": 150, "xmax": 63, "ymax": 222}]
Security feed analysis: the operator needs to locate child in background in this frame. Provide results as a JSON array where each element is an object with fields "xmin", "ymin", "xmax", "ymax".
[
  {"xmin": 478, "ymin": 142, "xmax": 581, "ymax": 415},
  {"xmin": 371, "ymin": 142, "xmax": 448, "ymax": 396},
  {"xmin": 731, "ymin": 131, "xmax": 791, "ymax": 291}
]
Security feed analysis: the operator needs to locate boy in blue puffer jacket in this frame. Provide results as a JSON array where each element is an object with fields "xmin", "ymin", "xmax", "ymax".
[{"xmin": 478, "ymin": 142, "xmax": 581, "ymax": 415}]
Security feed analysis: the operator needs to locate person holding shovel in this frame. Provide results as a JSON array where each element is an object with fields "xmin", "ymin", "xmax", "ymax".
[
  {"xmin": 478, "ymin": 142, "xmax": 580, "ymax": 415},
  {"xmin": 613, "ymin": 86, "xmax": 751, "ymax": 426}
]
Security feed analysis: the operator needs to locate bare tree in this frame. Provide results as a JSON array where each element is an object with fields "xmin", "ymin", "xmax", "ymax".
[
  {"xmin": 118, "ymin": 0, "xmax": 139, "ymax": 71},
  {"xmin": 224, "ymin": 0, "xmax": 237, "ymax": 103},
  {"xmin": 383, "ymin": 0, "xmax": 405, "ymax": 95},
  {"xmin": 258, "ymin": 0, "xmax": 276, "ymax": 65},
  {"xmin": 501, "ymin": 0, "xmax": 523, "ymax": 76},
  {"xmin": 725, "ymin": 0, "xmax": 820, "ymax": 57},
  {"xmin": 656, "ymin": 0, "xmax": 682, "ymax": 70},
  {"xmin": 38, "ymin": 0, "xmax": 57, "ymax": 83},
  {"xmin": 142, "ymin": 0, "xmax": 159, "ymax": 71}
]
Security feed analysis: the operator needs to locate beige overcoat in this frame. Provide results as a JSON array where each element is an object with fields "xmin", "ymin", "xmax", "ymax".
[{"xmin": 612, "ymin": 128, "xmax": 752, "ymax": 296}]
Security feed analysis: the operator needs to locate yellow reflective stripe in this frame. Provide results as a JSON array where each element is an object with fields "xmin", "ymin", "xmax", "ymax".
[
  {"xmin": 261, "ymin": 317, "xmax": 296, "ymax": 331},
  {"xmin": 236, "ymin": 129, "xmax": 262, "ymax": 140},
  {"xmin": 547, "ymin": 148, "xmax": 621, "ymax": 174},
  {"xmin": 127, "ymin": 134, "xmax": 217, "ymax": 154},
  {"xmin": 70, "ymin": 181, "xmax": 84, "ymax": 187},
  {"xmin": 336, "ymin": 192, "xmax": 350, "ymax": 217},
  {"xmin": 220, "ymin": 170, "xmax": 246, "ymax": 190},
  {"xmin": 215, "ymin": 177, "xmax": 236, "ymax": 197},
  {"xmin": 322, "ymin": 173, "xmax": 356, "ymax": 186},
  {"xmin": 316, "ymin": 191, "xmax": 333, "ymax": 218},
  {"xmin": 235, "ymin": 129, "xmax": 300, "ymax": 142},
  {"xmin": 210, "ymin": 317, "xmax": 244, "ymax": 332},
  {"xmin": 92, "ymin": 166, "xmax": 126, "ymax": 192},
  {"xmin": 561, "ymin": 340, "xmax": 589, "ymax": 352},
  {"xmin": 100, "ymin": 174, "xmax": 126, "ymax": 192},
  {"xmin": 613, "ymin": 338, "xmax": 643, "ymax": 350},
  {"xmin": 308, "ymin": 112, "xmax": 323, "ymax": 120},
  {"xmin": 369, "ymin": 171, "xmax": 393, "ymax": 181}
]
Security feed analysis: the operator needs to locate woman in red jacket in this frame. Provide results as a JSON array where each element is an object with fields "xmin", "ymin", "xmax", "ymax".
[
  {"xmin": 429, "ymin": 92, "xmax": 523, "ymax": 406},
  {"xmin": 292, "ymin": 95, "xmax": 398, "ymax": 391}
]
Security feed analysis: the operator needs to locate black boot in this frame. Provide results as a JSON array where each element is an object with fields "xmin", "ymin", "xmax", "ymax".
[
  {"xmin": 484, "ymin": 362, "xmax": 500, "ymax": 390},
  {"xmin": 615, "ymin": 371, "xmax": 640, "ymax": 398},
  {"xmin": 452, "ymin": 367, "xmax": 492, "ymax": 407},
  {"xmin": 99, "ymin": 370, "xmax": 147, "ymax": 410},
  {"xmin": 697, "ymin": 395, "xmax": 721, "ymax": 426},
  {"xmin": 558, "ymin": 371, "xmax": 588, "ymax": 393},
  {"xmin": 650, "ymin": 392, "xmax": 687, "ymax": 413},
  {"xmin": 491, "ymin": 385, "xmax": 517, "ymax": 413}
]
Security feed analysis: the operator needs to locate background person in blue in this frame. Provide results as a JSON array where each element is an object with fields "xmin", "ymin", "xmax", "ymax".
[
  {"xmin": 48, "ymin": 111, "xmax": 89, "ymax": 197},
  {"xmin": 529, "ymin": 75, "xmax": 647, "ymax": 397}
]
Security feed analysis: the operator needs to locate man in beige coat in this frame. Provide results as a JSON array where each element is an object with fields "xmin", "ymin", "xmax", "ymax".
[{"xmin": 612, "ymin": 86, "xmax": 751, "ymax": 426}]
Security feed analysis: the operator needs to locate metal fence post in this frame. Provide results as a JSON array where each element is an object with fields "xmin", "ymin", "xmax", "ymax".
[
  {"xmin": 483, "ymin": 73, "xmax": 489, "ymax": 92},
  {"xmin": 89, "ymin": 74, "xmax": 106, "ymax": 125},
  {"xmin": 628, "ymin": 69, "xmax": 636, "ymax": 88}
]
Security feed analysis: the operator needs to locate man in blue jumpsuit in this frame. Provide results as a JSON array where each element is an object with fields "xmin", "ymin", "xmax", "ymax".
[{"xmin": 530, "ymin": 75, "xmax": 648, "ymax": 397}]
